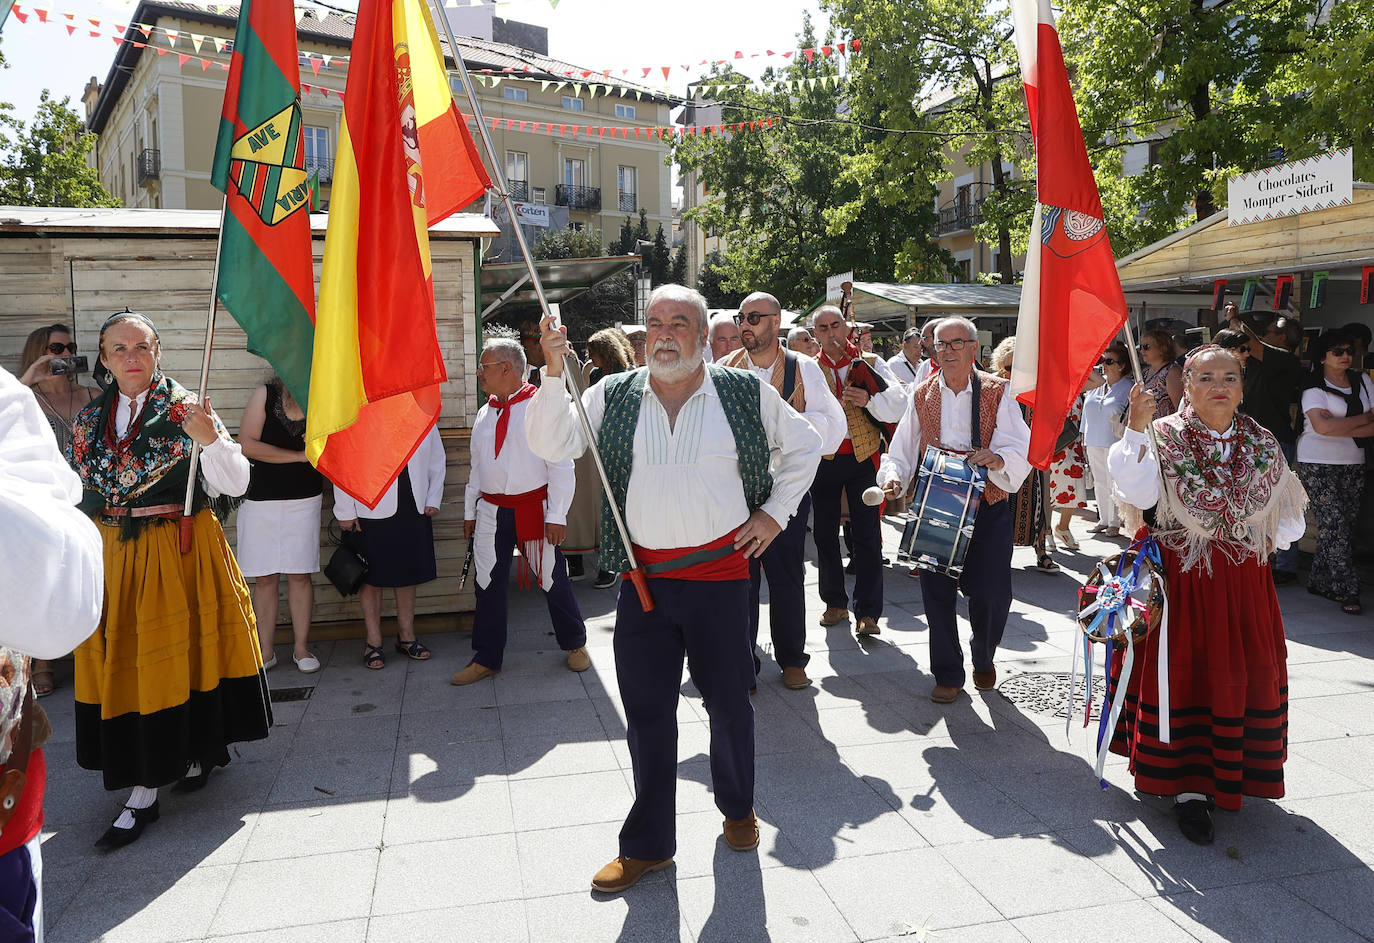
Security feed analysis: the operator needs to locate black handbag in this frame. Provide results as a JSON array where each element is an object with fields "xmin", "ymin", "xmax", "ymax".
[
  {"xmin": 324, "ymin": 525, "xmax": 369, "ymax": 596},
  {"xmin": 1054, "ymin": 417, "xmax": 1081, "ymax": 455}
]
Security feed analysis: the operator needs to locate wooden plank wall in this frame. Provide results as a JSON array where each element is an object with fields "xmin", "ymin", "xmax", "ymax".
[{"xmin": 0, "ymin": 230, "xmax": 480, "ymax": 630}]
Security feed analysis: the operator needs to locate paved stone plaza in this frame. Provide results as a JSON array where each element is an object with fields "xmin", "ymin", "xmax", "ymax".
[{"xmin": 34, "ymin": 520, "xmax": 1374, "ymax": 942}]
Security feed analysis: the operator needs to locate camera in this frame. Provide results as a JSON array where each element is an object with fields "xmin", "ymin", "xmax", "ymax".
[{"xmin": 50, "ymin": 355, "xmax": 89, "ymax": 376}]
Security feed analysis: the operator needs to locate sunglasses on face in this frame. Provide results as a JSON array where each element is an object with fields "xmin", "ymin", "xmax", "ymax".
[
  {"xmin": 1100, "ymin": 357, "xmax": 1120, "ymax": 366},
  {"xmin": 734, "ymin": 310, "xmax": 775, "ymax": 325},
  {"xmin": 1237, "ymin": 346, "xmax": 1251, "ymax": 354},
  {"xmin": 1329, "ymin": 346, "xmax": 1354, "ymax": 357},
  {"xmin": 47, "ymin": 341, "xmax": 78, "ymax": 355},
  {"xmin": 1139, "ymin": 344, "xmax": 1156, "ymax": 351}
]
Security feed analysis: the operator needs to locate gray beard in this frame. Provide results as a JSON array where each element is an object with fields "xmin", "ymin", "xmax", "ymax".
[{"xmin": 648, "ymin": 348, "xmax": 704, "ymax": 383}]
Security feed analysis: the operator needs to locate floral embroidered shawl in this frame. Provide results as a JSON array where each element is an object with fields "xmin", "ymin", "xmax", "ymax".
[{"xmin": 1152, "ymin": 402, "xmax": 1307, "ymax": 572}]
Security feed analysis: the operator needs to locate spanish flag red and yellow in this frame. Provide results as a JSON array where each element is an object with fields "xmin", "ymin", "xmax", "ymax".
[{"xmin": 307, "ymin": 0, "xmax": 490, "ymax": 508}]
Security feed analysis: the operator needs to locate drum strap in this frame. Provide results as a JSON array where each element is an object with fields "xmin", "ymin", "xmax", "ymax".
[
  {"xmin": 969, "ymin": 369, "xmax": 982, "ymax": 449},
  {"xmin": 781, "ymin": 350, "xmax": 798, "ymax": 402}
]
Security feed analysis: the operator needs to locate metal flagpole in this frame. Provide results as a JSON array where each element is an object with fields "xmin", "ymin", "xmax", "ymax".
[
  {"xmin": 426, "ymin": 0, "xmax": 655, "ymax": 611},
  {"xmin": 179, "ymin": 192, "xmax": 231, "ymax": 553}
]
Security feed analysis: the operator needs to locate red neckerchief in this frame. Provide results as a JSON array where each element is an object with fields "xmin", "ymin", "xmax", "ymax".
[
  {"xmin": 104, "ymin": 390, "xmax": 151, "ymax": 454},
  {"xmin": 489, "ymin": 383, "xmax": 537, "ymax": 458},
  {"xmin": 819, "ymin": 342, "xmax": 860, "ymax": 397}
]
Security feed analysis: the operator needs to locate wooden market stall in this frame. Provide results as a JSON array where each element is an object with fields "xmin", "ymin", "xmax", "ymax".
[{"xmin": 0, "ymin": 205, "xmax": 498, "ymax": 632}]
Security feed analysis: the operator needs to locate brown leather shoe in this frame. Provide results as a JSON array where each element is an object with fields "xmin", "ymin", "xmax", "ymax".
[
  {"xmin": 930, "ymin": 684, "xmax": 960, "ymax": 704},
  {"xmin": 819, "ymin": 607, "xmax": 850, "ymax": 626},
  {"xmin": 782, "ymin": 666, "xmax": 811, "ymax": 690},
  {"xmin": 590, "ymin": 855, "xmax": 673, "ymax": 893},
  {"xmin": 856, "ymin": 617, "xmax": 880, "ymax": 636},
  {"xmin": 973, "ymin": 667, "xmax": 997, "ymax": 691},
  {"xmin": 566, "ymin": 647, "xmax": 591, "ymax": 672},
  {"xmin": 450, "ymin": 661, "xmax": 499, "ymax": 686},
  {"xmin": 723, "ymin": 811, "xmax": 760, "ymax": 851}
]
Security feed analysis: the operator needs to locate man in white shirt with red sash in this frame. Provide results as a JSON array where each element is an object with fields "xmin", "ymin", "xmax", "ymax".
[
  {"xmin": 453, "ymin": 338, "xmax": 588, "ymax": 685},
  {"xmin": 878, "ymin": 317, "xmax": 1031, "ymax": 703},
  {"xmin": 719, "ymin": 292, "xmax": 845, "ymax": 690},
  {"xmin": 526, "ymin": 284, "xmax": 822, "ymax": 894},
  {"xmin": 811, "ymin": 305, "xmax": 909, "ymax": 636}
]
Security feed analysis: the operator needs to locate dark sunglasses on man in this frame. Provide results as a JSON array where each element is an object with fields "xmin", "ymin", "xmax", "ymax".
[
  {"xmin": 47, "ymin": 341, "xmax": 78, "ymax": 355},
  {"xmin": 1328, "ymin": 346, "xmax": 1354, "ymax": 357},
  {"xmin": 1100, "ymin": 357, "xmax": 1121, "ymax": 366},
  {"xmin": 734, "ymin": 310, "xmax": 775, "ymax": 325}
]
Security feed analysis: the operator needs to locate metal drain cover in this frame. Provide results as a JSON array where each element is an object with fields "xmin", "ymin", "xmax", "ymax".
[
  {"xmin": 269, "ymin": 685, "xmax": 315, "ymax": 703},
  {"xmin": 999, "ymin": 671, "xmax": 1106, "ymax": 721}
]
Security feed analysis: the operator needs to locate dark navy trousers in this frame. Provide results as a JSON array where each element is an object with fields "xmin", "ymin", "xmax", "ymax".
[
  {"xmin": 918, "ymin": 499, "xmax": 1013, "ymax": 687},
  {"xmin": 748, "ymin": 494, "xmax": 811, "ymax": 676},
  {"xmin": 471, "ymin": 506, "xmax": 586, "ymax": 670},
  {"xmin": 615, "ymin": 577, "xmax": 754, "ymax": 861},
  {"xmin": 0, "ymin": 843, "xmax": 37, "ymax": 943},
  {"xmin": 812, "ymin": 452, "xmax": 884, "ymax": 619}
]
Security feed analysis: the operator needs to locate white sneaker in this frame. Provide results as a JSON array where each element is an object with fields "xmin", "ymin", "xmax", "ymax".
[
  {"xmin": 293, "ymin": 652, "xmax": 322, "ymax": 674},
  {"xmin": 1054, "ymin": 528, "xmax": 1080, "ymax": 550}
]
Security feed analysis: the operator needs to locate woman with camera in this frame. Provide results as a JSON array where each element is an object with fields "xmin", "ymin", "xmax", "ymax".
[{"xmin": 18, "ymin": 323, "xmax": 98, "ymax": 697}]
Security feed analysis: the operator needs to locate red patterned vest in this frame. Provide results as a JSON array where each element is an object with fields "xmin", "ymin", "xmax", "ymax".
[{"xmin": 910, "ymin": 370, "xmax": 1009, "ymax": 505}]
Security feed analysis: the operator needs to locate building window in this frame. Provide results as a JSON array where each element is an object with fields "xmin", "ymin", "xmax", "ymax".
[
  {"xmin": 954, "ymin": 259, "xmax": 971, "ymax": 282},
  {"xmin": 562, "ymin": 96, "xmax": 585, "ymax": 111},
  {"xmin": 503, "ymin": 87, "xmax": 528, "ymax": 102},
  {"xmin": 617, "ymin": 165, "xmax": 637, "ymax": 212},
  {"xmin": 614, "ymin": 103, "xmax": 635, "ymax": 120},
  {"xmin": 564, "ymin": 158, "xmax": 586, "ymax": 188},
  {"xmin": 303, "ymin": 126, "xmax": 331, "ymax": 180},
  {"xmin": 1147, "ymin": 140, "xmax": 1163, "ymax": 167},
  {"xmin": 506, "ymin": 150, "xmax": 528, "ymax": 182},
  {"xmin": 448, "ymin": 74, "xmax": 465, "ymax": 96},
  {"xmin": 532, "ymin": 186, "xmax": 547, "ymax": 204}
]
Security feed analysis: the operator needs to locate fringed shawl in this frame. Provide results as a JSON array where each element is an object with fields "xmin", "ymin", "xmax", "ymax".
[{"xmin": 1151, "ymin": 404, "xmax": 1308, "ymax": 573}]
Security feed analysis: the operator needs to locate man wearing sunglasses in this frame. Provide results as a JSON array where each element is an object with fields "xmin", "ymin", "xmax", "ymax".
[
  {"xmin": 719, "ymin": 293, "xmax": 846, "ymax": 690},
  {"xmin": 1225, "ymin": 305, "xmax": 1304, "ymax": 583}
]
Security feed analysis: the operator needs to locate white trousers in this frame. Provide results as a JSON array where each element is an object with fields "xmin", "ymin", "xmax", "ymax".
[{"xmin": 1085, "ymin": 445, "xmax": 1121, "ymax": 529}]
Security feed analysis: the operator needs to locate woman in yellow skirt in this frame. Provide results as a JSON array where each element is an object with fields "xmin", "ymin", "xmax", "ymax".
[{"xmin": 68, "ymin": 312, "xmax": 271, "ymax": 850}]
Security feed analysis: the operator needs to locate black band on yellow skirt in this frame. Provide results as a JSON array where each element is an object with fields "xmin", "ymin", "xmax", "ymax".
[
  {"xmin": 76, "ymin": 673, "xmax": 272, "ymax": 789},
  {"xmin": 74, "ymin": 508, "xmax": 274, "ymax": 790}
]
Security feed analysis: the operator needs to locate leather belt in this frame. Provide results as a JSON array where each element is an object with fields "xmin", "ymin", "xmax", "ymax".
[{"xmin": 100, "ymin": 503, "xmax": 183, "ymax": 521}]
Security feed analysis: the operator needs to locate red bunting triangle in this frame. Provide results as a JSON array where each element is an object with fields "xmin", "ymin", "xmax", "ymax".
[
  {"xmin": 851, "ymin": 39, "xmax": 862, "ymax": 51},
  {"xmin": 782, "ymin": 51, "xmax": 794, "ymax": 59},
  {"xmin": 136, "ymin": 24, "xmax": 150, "ymax": 37},
  {"xmin": 155, "ymin": 47, "xmax": 169, "ymax": 55},
  {"xmin": 178, "ymin": 53, "xmax": 190, "ymax": 66},
  {"xmin": 310, "ymin": 56, "xmax": 322, "ymax": 76},
  {"xmin": 65, "ymin": 24, "xmax": 75, "ymax": 35},
  {"xmin": 661, "ymin": 66, "xmax": 671, "ymax": 80},
  {"xmin": 803, "ymin": 48, "xmax": 815, "ymax": 63},
  {"xmin": 302, "ymin": 83, "xmax": 311, "ymax": 93},
  {"xmin": 133, "ymin": 42, "xmax": 145, "ymax": 49},
  {"xmin": 821, "ymin": 45, "xmax": 832, "ymax": 57},
  {"xmin": 11, "ymin": 7, "xmax": 26, "ymax": 22},
  {"xmin": 201, "ymin": 58, "xmax": 211, "ymax": 71},
  {"xmin": 35, "ymin": 6, "xmax": 48, "ymax": 21},
  {"xmin": 111, "ymin": 35, "xmax": 122, "ymax": 45}
]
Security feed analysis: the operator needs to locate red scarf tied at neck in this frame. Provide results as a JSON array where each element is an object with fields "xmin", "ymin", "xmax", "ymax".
[{"xmin": 489, "ymin": 383, "xmax": 537, "ymax": 458}]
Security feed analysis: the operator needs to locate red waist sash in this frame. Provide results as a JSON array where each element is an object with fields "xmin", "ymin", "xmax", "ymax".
[
  {"xmin": 632, "ymin": 532, "xmax": 749, "ymax": 582},
  {"xmin": 481, "ymin": 486, "xmax": 547, "ymax": 544}
]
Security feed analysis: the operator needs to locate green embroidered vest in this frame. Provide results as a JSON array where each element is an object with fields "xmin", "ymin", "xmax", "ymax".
[{"xmin": 597, "ymin": 365, "xmax": 773, "ymax": 572}]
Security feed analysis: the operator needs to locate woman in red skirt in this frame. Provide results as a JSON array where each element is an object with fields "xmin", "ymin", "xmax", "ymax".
[{"xmin": 1107, "ymin": 346, "xmax": 1308, "ymax": 844}]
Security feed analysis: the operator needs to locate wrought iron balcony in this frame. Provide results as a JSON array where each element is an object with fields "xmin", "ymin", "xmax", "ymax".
[
  {"xmin": 508, "ymin": 179, "xmax": 529, "ymax": 201},
  {"xmin": 304, "ymin": 155, "xmax": 334, "ymax": 184},
  {"xmin": 136, "ymin": 148, "xmax": 160, "ymax": 186},
  {"xmin": 556, "ymin": 183, "xmax": 601, "ymax": 212},
  {"xmin": 934, "ymin": 200, "xmax": 984, "ymax": 235},
  {"xmin": 617, "ymin": 190, "xmax": 637, "ymax": 213}
]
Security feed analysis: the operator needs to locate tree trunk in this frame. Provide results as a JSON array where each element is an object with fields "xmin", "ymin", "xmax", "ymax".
[{"xmin": 1190, "ymin": 0, "xmax": 1216, "ymax": 220}]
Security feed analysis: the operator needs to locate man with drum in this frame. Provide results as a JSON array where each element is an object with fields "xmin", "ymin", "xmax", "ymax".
[
  {"xmin": 719, "ymin": 292, "xmax": 846, "ymax": 690},
  {"xmin": 878, "ymin": 316, "xmax": 1031, "ymax": 703},
  {"xmin": 812, "ymin": 305, "xmax": 909, "ymax": 636}
]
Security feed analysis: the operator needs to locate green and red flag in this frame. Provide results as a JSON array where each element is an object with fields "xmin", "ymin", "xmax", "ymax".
[{"xmin": 211, "ymin": 0, "xmax": 316, "ymax": 408}]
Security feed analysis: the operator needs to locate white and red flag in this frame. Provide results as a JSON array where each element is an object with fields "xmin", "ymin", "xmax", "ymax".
[{"xmin": 1008, "ymin": 0, "xmax": 1129, "ymax": 469}]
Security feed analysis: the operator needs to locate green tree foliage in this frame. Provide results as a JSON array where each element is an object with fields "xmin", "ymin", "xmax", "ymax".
[
  {"xmin": 0, "ymin": 89, "xmax": 119, "ymax": 208},
  {"xmin": 669, "ymin": 244, "xmax": 688, "ymax": 285},
  {"xmin": 695, "ymin": 249, "xmax": 745, "ymax": 309},
  {"xmin": 648, "ymin": 223, "xmax": 671, "ymax": 286},
  {"xmin": 672, "ymin": 14, "xmax": 948, "ymax": 309}
]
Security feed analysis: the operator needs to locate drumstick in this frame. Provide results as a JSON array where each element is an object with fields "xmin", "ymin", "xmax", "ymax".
[{"xmin": 861, "ymin": 486, "xmax": 886, "ymax": 507}]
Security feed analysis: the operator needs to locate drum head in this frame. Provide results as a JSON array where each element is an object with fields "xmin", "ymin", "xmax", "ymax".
[{"xmin": 1077, "ymin": 550, "xmax": 1165, "ymax": 644}]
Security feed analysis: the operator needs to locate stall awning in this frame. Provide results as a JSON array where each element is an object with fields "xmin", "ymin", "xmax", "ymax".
[{"xmin": 479, "ymin": 256, "xmax": 640, "ymax": 322}]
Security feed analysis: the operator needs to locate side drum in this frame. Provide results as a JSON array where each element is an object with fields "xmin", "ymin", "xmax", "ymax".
[{"xmin": 900, "ymin": 446, "xmax": 986, "ymax": 578}]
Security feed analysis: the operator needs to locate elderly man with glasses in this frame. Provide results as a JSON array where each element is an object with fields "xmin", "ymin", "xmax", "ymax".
[
  {"xmin": 878, "ymin": 317, "xmax": 1031, "ymax": 703},
  {"xmin": 719, "ymin": 292, "xmax": 846, "ymax": 690},
  {"xmin": 453, "ymin": 337, "xmax": 589, "ymax": 685}
]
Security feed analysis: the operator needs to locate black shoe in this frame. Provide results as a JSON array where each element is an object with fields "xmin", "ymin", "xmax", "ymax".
[
  {"xmin": 566, "ymin": 556, "xmax": 587, "ymax": 582},
  {"xmin": 172, "ymin": 762, "xmax": 214, "ymax": 794},
  {"xmin": 592, "ymin": 569, "xmax": 618, "ymax": 589},
  {"xmin": 1272, "ymin": 570, "xmax": 1297, "ymax": 586},
  {"xmin": 845, "ymin": 559, "xmax": 856, "ymax": 574},
  {"xmin": 1174, "ymin": 798, "xmax": 1215, "ymax": 845},
  {"xmin": 95, "ymin": 800, "xmax": 160, "ymax": 851}
]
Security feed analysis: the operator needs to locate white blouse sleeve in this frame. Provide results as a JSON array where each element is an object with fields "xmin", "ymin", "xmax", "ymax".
[
  {"xmin": 1107, "ymin": 426, "xmax": 1160, "ymax": 509},
  {"xmin": 198, "ymin": 435, "xmax": 251, "ymax": 498}
]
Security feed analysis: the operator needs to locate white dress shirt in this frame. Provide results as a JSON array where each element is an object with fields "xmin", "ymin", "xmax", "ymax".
[
  {"xmin": 1108, "ymin": 425, "xmax": 1306, "ymax": 548},
  {"xmin": 466, "ymin": 396, "xmax": 574, "ymax": 590},
  {"xmin": 0, "ymin": 367, "xmax": 103, "ymax": 659},
  {"xmin": 877, "ymin": 371, "xmax": 1032, "ymax": 495},
  {"xmin": 820, "ymin": 354, "xmax": 910, "ymax": 425},
  {"xmin": 914, "ymin": 359, "xmax": 935, "ymax": 384},
  {"xmin": 887, "ymin": 354, "xmax": 921, "ymax": 387},
  {"xmin": 731, "ymin": 346, "xmax": 847, "ymax": 455},
  {"xmin": 114, "ymin": 388, "xmax": 250, "ymax": 497},
  {"xmin": 524, "ymin": 368, "xmax": 823, "ymax": 548}
]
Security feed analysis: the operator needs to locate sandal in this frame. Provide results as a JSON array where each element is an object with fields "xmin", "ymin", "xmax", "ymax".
[
  {"xmin": 1035, "ymin": 554, "xmax": 1060, "ymax": 572},
  {"xmin": 363, "ymin": 644, "xmax": 385, "ymax": 670},
  {"xmin": 394, "ymin": 638, "xmax": 431, "ymax": 661},
  {"xmin": 31, "ymin": 665, "xmax": 55, "ymax": 698},
  {"xmin": 1340, "ymin": 598, "xmax": 1363, "ymax": 616}
]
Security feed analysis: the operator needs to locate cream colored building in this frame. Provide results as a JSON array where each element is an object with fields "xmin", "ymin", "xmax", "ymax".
[{"xmin": 83, "ymin": 1, "xmax": 675, "ymax": 250}]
